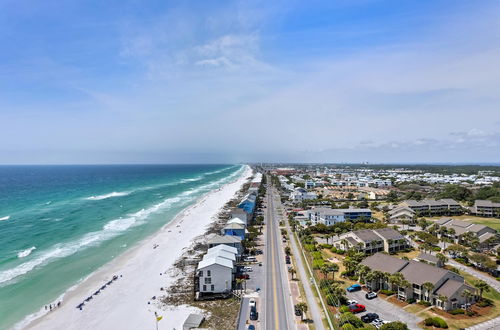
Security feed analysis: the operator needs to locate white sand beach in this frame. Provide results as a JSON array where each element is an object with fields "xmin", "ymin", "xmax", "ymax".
[{"xmin": 22, "ymin": 166, "xmax": 252, "ymax": 330}]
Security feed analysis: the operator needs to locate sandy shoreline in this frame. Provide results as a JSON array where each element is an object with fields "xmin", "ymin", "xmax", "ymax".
[{"xmin": 20, "ymin": 165, "xmax": 252, "ymax": 330}]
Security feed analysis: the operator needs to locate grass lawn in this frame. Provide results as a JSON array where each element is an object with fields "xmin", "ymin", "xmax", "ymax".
[
  {"xmin": 396, "ymin": 249, "xmax": 420, "ymax": 260},
  {"xmin": 426, "ymin": 215, "xmax": 500, "ymax": 231},
  {"xmin": 404, "ymin": 304, "xmax": 428, "ymax": 314}
]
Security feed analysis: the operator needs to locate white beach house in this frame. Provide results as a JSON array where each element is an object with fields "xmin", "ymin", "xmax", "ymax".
[{"xmin": 197, "ymin": 256, "xmax": 233, "ymax": 294}]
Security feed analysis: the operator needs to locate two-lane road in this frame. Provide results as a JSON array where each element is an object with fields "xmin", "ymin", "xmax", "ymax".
[{"xmin": 263, "ymin": 182, "xmax": 295, "ymax": 330}]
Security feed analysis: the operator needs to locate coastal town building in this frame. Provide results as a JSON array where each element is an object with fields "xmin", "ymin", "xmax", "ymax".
[
  {"xmin": 435, "ymin": 218, "xmax": 497, "ymax": 245},
  {"xmin": 415, "ymin": 252, "xmax": 445, "ymax": 268},
  {"xmin": 229, "ymin": 207, "xmax": 250, "ymax": 225},
  {"xmin": 388, "ymin": 206, "xmax": 416, "ymax": 224},
  {"xmin": 222, "ymin": 222, "xmax": 246, "ymax": 240},
  {"xmin": 469, "ymin": 200, "xmax": 500, "ymax": 218},
  {"xmin": 398, "ymin": 199, "xmax": 462, "ymax": 216},
  {"xmin": 207, "ymin": 235, "xmax": 243, "ymax": 256},
  {"xmin": 290, "ymin": 188, "xmax": 317, "ymax": 202},
  {"xmin": 304, "ymin": 207, "xmax": 372, "ymax": 225},
  {"xmin": 332, "ymin": 228, "xmax": 409, "ymax": 254},
  {"xmin": 361, "ymin": 253, "xmax": 476, "ymax": 311},
  {"xmin": 196, "ymin": 256, "xmax": 234, "ymax": 294}
]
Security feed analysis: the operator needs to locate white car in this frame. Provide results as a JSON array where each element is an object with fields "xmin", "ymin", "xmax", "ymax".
[
  {"xmin": 372, "ymin": 319, "xmax": 390, "ymax": 329},
  {"xmin": 249, "ymin": 299, "xmax": 256, "ymax": 310},
  {"xmin": 347, "ymin": 299, "xmax": 358, "ymax": 306},
  {"xmin": 244, "ymin": 266, "xmax": 253, "ymax": 272}
]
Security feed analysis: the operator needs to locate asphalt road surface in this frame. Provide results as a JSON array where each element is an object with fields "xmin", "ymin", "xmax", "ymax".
[{"xmin": 263, "ymin": 182, "xmax": 296, "ymax": 330}]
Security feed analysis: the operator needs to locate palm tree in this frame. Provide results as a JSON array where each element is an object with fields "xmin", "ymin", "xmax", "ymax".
[
  {"xmin": 235, "ymin": 278, "xmax": 245, "ymax": 295},
  {"xmin": 327, "ymin": 263, "xmax": 340, "ymax": 281},
  {"xmin": 461, "ymin": 289, "xmax": 473, "ymax": 310},
  {"xmin": 295, "ymin": 302, "xmax": 308, "ymax": 321},
  {"xmin": 437, "ymin": 295, "xmax": 448, "ymax": 309},
  {"xmin": 422, "ymin": 282, "xmax": 435, "ymax": 302},
  {"xmin": 371, "ymin": 270, "xmax": 385, "ymax": 291},
  {"xmin": 342, "ymin": 257, "xmax": 357, "ymax": 275},
  {"xmin": 341, "ymin": 238, "xmax": 349, "ymax": 251},
  {"xmin": 388, "ymin": 273, "xmax": 404, "ymax": 291},
  {"xmin": 320, "ymin": 265, "xmax": 329, "ymax": 279},
  {"xmin": 436, "ymin": 253, "xmax": 448, "ymax": 266},
  {"xmin": 474, "ymin": 280, "xmax": 490, "ymax": 300},
  {"xmin": 356, "ymin": 264, "xmax": 370, "ymax": 282},
  {"xmin": 289, "ymin": 267, "xmax": 297, "ymax": 280}
]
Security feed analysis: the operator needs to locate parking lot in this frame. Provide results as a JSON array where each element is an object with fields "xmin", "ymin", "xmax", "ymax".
[{"xmin": 346, "ymin": 290, "xmax": 423, "ymax": 329}]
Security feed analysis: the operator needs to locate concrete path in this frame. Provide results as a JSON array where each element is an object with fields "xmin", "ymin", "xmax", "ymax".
[
  {"xmin": 446, "ymin": 259, "xmax": 500, "ymax": 292},
  {"xmin": 465, "ymin": 316, "xmax": 500, "ymax": 330}
]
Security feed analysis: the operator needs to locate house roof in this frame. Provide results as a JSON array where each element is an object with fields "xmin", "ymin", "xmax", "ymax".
[
  {"xmin": 227, "ymin": 217, "xmax": 245, "ymax": 225},
  {"xmin": 224, "ymin": 223, "xmax": 245, "ymax": 230},
  {"xmin": 373, "ymin": 228, "xmax": 405, "ymax": 240},
  {"xmin": 389, "ymin": 206, "xmax": 415, "ymax": 215},
  {"xmin": 353, "ymin": 229, "xmax": 383, "ymax": 243},
  {"xmin": 207, "ymin": 244, "xmax": 238, "ymax": 255},
  {"xmin": 205, "ymin": 249, "xmax": 236, "ymax": 261},
  {"xmin": 361, "ymin": 253, "xmax": 408, "ymax": 274},
  {"xmin": 416, "ymin": 252, "xmax": 439, "ymax": 264},
  {"xmin": 399, "ymin": 260, "xmax": 449, "ymax": 286},
  {"xmin": 435, "ymin": 279, "xmax": 474, "ymax": 298},
  {"xmin": 207, "ymin": 235, "xmax": 242, "ymax": 245},
  {"xmin": 197, "ymin": 256, "xmax": 233, "ymax": 270},
  {"xmin": 478, "ymin": 232, "xmax": 497, "ymax": 243},
  {"xmin": 183, "ymin": 314, "xmax": 205, "ymax": 329}
]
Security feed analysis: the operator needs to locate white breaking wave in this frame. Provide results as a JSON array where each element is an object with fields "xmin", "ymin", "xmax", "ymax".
[
  {"xmin": 0, "ymin": 215, "xmax": 10, "ymax": 221},
  {"xmin": 85, "ymin": 191, "xmax": 129, "ymax": 200},
  {"xmin": 18, "ymin": 247, "xmax": 36, "ymax": 258},
  {"xmin": 0, "ymin": 165, "xmax": 246, "ymax": 287},
  {"xmin": 179, "ymin": 176, "xmax": 203, "ymax": 183},
  {"xmin": 0, "ymin": 195, "xmax": 186, "ymax": 286}
]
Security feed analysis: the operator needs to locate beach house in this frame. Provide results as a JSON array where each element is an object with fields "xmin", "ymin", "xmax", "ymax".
[
  {"xmin": 207, "ymin": 235, "xmax": 243, "ymax": 256},
  {"xmin": 332, "ymin": 228, "xmax": 409, "ymax": 254},
  {"xmin": 361, "ymin": 253, "xmax": 476, "ymax": 311},
  {"xmin": 196, "ymin": 256, "xmax": 233, "ymax": 294},
  {"xmin": 222, "ymin": 222, "xmax": 246, "ymax": 240}
]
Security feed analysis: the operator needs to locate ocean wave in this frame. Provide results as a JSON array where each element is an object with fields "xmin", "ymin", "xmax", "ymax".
[
  {"xmin": 179, "ymin": 176, "xmax": 203, "ymax": 183},
  {"xmin": 0, "ymin": 215, "xmax": 10, "ymax": 221},
  {"xmin": 85, "ymin": 191, "xmax": 129, "ymax": 200},
  {"xmin": 0, "ymin": 195, "xmax": 186, "ymax": 286},
  {"xmin": 18, "ymin": 247, "xmax": 36, "ymax": 258},
  {"xmin": 0, "ymin": 166, "xmax": 246, "ymax": 287}
]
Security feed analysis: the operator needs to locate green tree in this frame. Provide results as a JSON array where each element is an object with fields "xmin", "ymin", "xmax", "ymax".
[
  {"xmin": 295, "ymin": 302, "xmax": 308, "ymax": 321},
  {"xmin": 380, "ymin": 321, "xmax": 409, "ymax": 330},
  {"xmin": 474, "ymin": 280, "xmax": 490, "ymax": 300},
  {"xmin": 288, "ymin": 267, "xmax": 296, "ymax": 280}
]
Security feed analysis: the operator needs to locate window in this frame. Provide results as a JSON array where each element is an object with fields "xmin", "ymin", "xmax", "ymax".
[
  {"xmin": 204, "ymin": 277, "xmax": 211, "ymax": 284},
  {"xmin": 211, "ymin": 285, "xmax": 214, "ymax": 291},
  {"xmin": 203, "ymin": 285, "xmax": 206, "ymax": 291},
  {"xmin": 207, "ymin": 270, "xmax": 211, "ymax": 277},
  {"xmin": 199, "ymin": 271, "xmax": 203, "ymax": 277}
]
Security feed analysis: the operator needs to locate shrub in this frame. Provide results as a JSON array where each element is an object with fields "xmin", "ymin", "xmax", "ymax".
[
  {"xmin": 339, "ymin": 312, "xmax": 364, "ymax": 328},
  {"xmin": 311, "ymin": 251, "xmax": 323, "ymax": 260},
  {"xmin": 477, "ymin": 298, "xmax": 493, "ymax": 307},
  {"xmin": 424, "ymin": 317, "xmax": 448, "ymax": 328},
  {"xmin": 312, "ymin": 259, "xmax": 324, "ymax": 269},
  {"xmin": 466, "ymin": 310, "xmax": 476, "ymax": 317},
  {"xmin": 449, "ymin": 308, "xmax": 465, "ymax": 315},
  {"xmin": 406, "ymin": 298, "xmax": 416, "ymax": 304},
  {"xmin": 341, "ymin": 324, "xmax": 355, "ymax": 330},
  {"xmin": 321, "ymin": 244, "xmax": 333, "ymax": 249},
  {"xmin": 418, "ymin": 300, "xmax": 432, "ymax": 306},
  {"xmin": 432, "ymin": 246, "xmax": 442, "ymax": 252},
  {"xmin": 380, "ymin": 321, "xmax": 409, "ymax": 330},
  {"xmin": 339, "ymin": 305, "xmax": 350, "ymax": 313},
  {"xmin": 379, "ymin": 289, "xmax": 394, "ymax": 296}
]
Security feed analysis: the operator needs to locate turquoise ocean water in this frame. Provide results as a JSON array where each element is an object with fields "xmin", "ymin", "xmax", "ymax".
[{"xmin": 0, "ymin": 164, "xmax": 244, "ymax": 329}]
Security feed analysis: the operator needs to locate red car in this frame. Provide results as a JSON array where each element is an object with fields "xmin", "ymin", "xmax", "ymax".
[
  {"xmin": 236, "ymin": 274, "xmax": 250, "ymax": 279},
  {"xmin": 349, "ymin": 303, "xmax": 366, "ymax": 313}
]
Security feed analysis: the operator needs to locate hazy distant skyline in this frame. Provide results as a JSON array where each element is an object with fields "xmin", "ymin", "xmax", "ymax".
[{"xmin": 1, "ymin": 0, "xmax": 499, "ymax": 164}]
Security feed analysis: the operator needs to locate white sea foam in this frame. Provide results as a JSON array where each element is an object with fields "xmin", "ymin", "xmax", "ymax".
[
  {"xmin": 0, "ymin": 166, "xmax": 245, "ymax": 287},
  {"xmin": 0, "ymin": 215, "xmax": 10, "ymax": 221},
  {"xmin": 85, "ymin": 191, "xmax": 129, "ymax": 200},
  {"xmin": 0, "ymin": 195, "xmax": 185, "ymax": 286},
  {"xmin": 179, "ymin": 176, "xmax": 203, "ymax": 183},
  {"xmin": 18, "ymin": 247, "xmax": 36, "ymax": 258}
]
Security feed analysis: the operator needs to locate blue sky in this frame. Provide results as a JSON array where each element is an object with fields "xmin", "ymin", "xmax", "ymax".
[{"xmin": 1, "ymin": 0, "xmax": 499, "ymax": 164}]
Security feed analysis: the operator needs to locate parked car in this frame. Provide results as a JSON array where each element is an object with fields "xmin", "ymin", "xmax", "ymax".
[
  {"xmin": 346, "ymin": 284, "xmax": 362, "ymax": 292},
  {"xmin": 249, "ymin": 299, "xmax": 256, "ymax": 311},
  {"xmin": 361, "ymin": 313, "xmax": 379, "ymax": 323},
  {"xmin": 294, "ymin": 306, "xmax": 302, "ymax": 316},
  {"xmin": 347, "ymin": 299, "xmax": 358, "ymax": 305},
  {"xmin": 247, "ymin": 325, "xmax": 255, "ymax": 330},
  {"xmin": 236, "ymin": 274, "xmax": 250, "ymax": 279},
  {"xmin": 372, "ymin": 319, "xmax": 390, "ymax": 329},
  {"xmin": 249, "ymin": 310, "xmax": 258, "ymax": 320},
  {"xmin": 245, "ymin": 256, "xmax": 257, "ymax": 262},
  {"xmin": 348, "ymin": 303, "xmax": 366, "ymax": 313},
  {"xmin": 244, "ymin": 266, "xmax": 253, "ymax": 272},
  {"xmin": 365, "ymin": 292, "xmax": 378, "ymax": 299}
]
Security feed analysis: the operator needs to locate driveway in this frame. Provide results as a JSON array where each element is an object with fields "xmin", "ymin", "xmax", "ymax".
[{"xmin": 346, "ymin": 290, "xmax": 423, "ymax": 329}]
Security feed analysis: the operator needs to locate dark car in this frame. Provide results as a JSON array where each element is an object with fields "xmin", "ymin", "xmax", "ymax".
[
  {"xmin": 361, "ymin": 313, "xmax": 379, "ymax": 323},
  {"xmin": 348, "ymin": 303, "xmax": 366, "ymax": 313},
  {"xmin": 294, "ymin": 306, "xmax": 302, "ymax": 316},
  {"xmin": 249, "ymin": 310, "xmax": 258, "ymax": 320}
]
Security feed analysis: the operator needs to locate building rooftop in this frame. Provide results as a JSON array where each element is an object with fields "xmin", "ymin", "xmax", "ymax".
[
  {"xmin": 197, "ymin": 256, "xmax": 233, "ymax": 270},
  {"xmin": 399, "ymin": 260, "xmax": 450, "ymax": 286},
  {"xmin": 373, "ymin": 228, "xmax": 405, "ymax": 240},
  {"xmin": 361, "ymin": 253, "xmax": 409, "ymax": 274},
  {"xmin": 416, "ymin": 252, "xmax": 440, "ymax": 264},
  {"xmin": 207, "ymin": 235, "xmax": 242, "ymax": 245}
]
